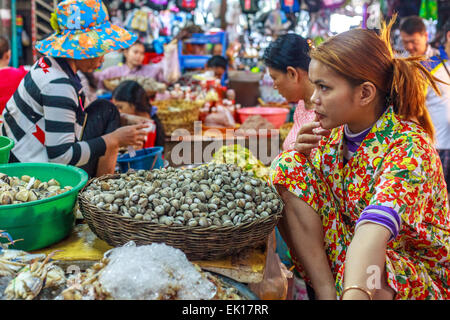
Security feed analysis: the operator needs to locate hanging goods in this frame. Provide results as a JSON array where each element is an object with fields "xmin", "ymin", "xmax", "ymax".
[
  {"xmin": 419, "ymin": 0, "xmax": 438, "ymax": 21},
  {"xmin": 147, "ymin": 0, "xmax": 169, "ymax": 11},
  {"xmin": 280, "ymin": 0, "xmax": 300, "ymax": 13},
  {"xmin": 176, "ymin": 0, "xmax": 197, "ymax": 12},
  {"xmin": 118, "ymin": 0, "xmax": 137, "ymax": 11},
  {"xmin": 304, "ymin": 0, "xmax": 322, "ymax": 13},
  {"xmin": 239, "ymin": 0, "xmax": 258, "ymax": 14},
  {"xmin": 321, "ymin": 0, "xmax": 347, "ymax": 10}
]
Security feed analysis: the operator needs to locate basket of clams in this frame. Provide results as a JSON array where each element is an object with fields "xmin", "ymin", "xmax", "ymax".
[{"xmin": 78, "ymin": 163, "xmax": 283, "ymax": 260}]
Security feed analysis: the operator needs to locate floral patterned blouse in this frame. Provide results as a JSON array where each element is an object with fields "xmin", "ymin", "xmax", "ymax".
[{"xmin": 270, "ymin": 105, "xmax": 450, "ymax": 299}]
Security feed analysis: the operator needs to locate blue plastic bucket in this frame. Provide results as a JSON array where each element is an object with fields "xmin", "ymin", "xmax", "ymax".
[{"xmin": 117, "ymin": 146, "xmax": 164, "ymax": 173}]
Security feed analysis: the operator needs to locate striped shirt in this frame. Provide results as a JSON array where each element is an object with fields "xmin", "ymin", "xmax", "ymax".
[
  {"xmin": 355, "ymin": 205, "xmax": 401, "ymax": 242},
  {"xmin": 1, "ymin": 56, "xmax": 106, "ymax": 167},
  {"xmin": 343, "ymin": 124, "xmax": 401, "ymax": 241}
]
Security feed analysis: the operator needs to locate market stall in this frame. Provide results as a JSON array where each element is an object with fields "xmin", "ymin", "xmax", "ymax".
[{"xmin": 0, "ymin": 157, "xmax": 283, "ymax": 300}]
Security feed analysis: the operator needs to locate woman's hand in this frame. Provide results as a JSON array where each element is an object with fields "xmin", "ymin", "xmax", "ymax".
[
  {"xmin": 119, "ymin": 113, "xmax": 150, "ymax": 126},
  {"xmin": 294, "ymin": 121, "xmax": 331, "ymax": 157},
  {"xmin": 103, "ymin": 123, "xmax": 149, "ymax": 149}
]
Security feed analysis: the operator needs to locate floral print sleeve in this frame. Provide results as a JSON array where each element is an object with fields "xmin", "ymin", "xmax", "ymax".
[
  {"xmin": 367, "ymin": 132, "xmax": 450, "ymax": 299},
  {"xmin": 370, "ymin": 135, "xmax": 429, "ymax": 226},
  {"xmin": 370, "ymin": 133, "xmax": 448, "ymax": 234}
]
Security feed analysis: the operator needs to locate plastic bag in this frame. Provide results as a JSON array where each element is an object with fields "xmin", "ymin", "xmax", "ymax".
[
  {"xmin": 248, "ymin": 231, "xmax": 293, "ymax": 300},
  {"xmin": 163, "ymin": 40, "xmax": 181, "ymax": 84},
  {"xmin": 204, "ymin": 106, "xmax": 236, "ymax": 128},
  {"xmin": 147, "ymin": 0, "xmax": 169, "ymax": 11}
]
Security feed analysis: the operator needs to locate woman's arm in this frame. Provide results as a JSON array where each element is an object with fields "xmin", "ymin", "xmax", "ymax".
[
  {"xmin": 43, "ymin": 82, "xmax": 148, "ymax": 169},
  {"xmin": 276, "ymin": 185, "xmax": 337, "ymax": 300},
  {"xmin": 42, "ymin": 83, "xmax": 107, "ymax": 166},
  {"xmin": 342, "ymin": 220, "xmax": 396, "ymax": 300}
]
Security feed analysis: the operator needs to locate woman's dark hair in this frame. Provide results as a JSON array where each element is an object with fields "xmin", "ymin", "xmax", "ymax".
[
  {"xmin": 122, "ymin": 40, "xmax": 145, "ymax": 64},
  {"xmin": 112, "ymin": 80, "xmax": 151, "ymax": 115},
  {"xmin": 207, "ymin": 55, "xmax": 228, "ymax": 69},
  {"xmin": 263, "ymin": 33, "xmax": 311, "ymax": 72},
  {"xmin": 0, "ymin": 36, "xmax": 10, "ymax": 60},
  {"xmin": 112, "ymin": 80, "xmax": 166, "ymax": 147}
]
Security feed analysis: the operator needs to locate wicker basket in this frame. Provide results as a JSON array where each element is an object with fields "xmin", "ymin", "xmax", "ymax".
[
  {"xmin": 78, "ymin": 174, "xmax": 283, "ymax": 261},
  {"xmin": 103, "ymin": 77, "xmax": 121, "ymax": 92},
  {"xmin": 153, "ymin": 99, "xmax": 201, "ymax": 136},
  {"xmin": 103, "ymin": 77, "xmax": 157, "ymax": 97}
]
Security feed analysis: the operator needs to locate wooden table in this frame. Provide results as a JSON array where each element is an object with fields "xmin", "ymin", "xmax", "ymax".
[{"xmin": 32, "ymin": 223, "xmax": 268, "ymax": 284}]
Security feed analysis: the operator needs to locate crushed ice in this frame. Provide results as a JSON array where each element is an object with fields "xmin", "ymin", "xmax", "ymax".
[{"xmin": 99, "ymin": 241, "xmax": 217, "ymax": 300}]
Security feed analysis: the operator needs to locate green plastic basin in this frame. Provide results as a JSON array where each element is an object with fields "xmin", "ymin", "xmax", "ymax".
[
  {"xmin": 0, "ymin": 163, "xmax": 88, "ymax": 251},
  {"xmin": 0, "ymin": 136, "xmax": 14, "ymax": 164}
]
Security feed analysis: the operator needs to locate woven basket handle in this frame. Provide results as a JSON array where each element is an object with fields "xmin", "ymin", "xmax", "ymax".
[{"xmin": 150, "ymin": 153, "xmax": 158, "ymax": 170}]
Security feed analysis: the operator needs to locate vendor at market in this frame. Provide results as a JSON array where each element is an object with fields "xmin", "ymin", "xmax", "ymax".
[
  {"xmin": 95, "ymin": 40, "xmax": 165, "ymax": 89},
  {"xmin": 112, "ymin": 80, "xmax": 165, "ymax": 148},
  {"xmin": 0, "ymin": 0, "xmax": 148, "ymax": 178},
  {"xmin": 263, "ymin": 34, "xmax": 320, "ymax": 151},
  {"xmin": 270, "ymin": 18, "xmax": 450, "ymax": 300},
  {"xmin": 206, "ymin": 55, "xmax": 229, "ymax": 87},
  {"xmin": 0, "ymin": 36, "xmax": 28, "ymax": 114}
]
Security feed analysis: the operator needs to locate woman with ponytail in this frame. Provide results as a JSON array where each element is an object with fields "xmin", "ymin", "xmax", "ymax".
[
  {"xmin": 269, "ymin": 17, "xmax": 450, "ymax": 300},
  {"xmin": 262, "ymin": 34, "xmax": 319, "ymax": 151}
]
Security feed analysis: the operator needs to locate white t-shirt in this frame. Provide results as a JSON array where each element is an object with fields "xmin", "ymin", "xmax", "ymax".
[{"xmin": 426, "ymin": 58, "xmax": 450, "ymax": 150}]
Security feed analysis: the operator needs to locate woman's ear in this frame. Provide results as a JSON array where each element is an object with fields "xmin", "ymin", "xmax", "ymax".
[
  {"xmin": 286, "ymin": 66, "xmax": 300, "ymax": 82},
  {"xmin": 358, "ymin": 81, "xmax": 377, "ymax": 106},
  {"xmin": 4, "ymin": 50, "xmax": 11, "ymax": 62}
]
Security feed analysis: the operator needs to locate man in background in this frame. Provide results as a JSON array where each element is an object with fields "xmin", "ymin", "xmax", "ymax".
[
  {"xmin": 426, "ymin": 20, "xmax": 450, "ymax": 198},
  {"xmin": 399, "ymin": 15, "xmax": 438, "ymax": 58}
]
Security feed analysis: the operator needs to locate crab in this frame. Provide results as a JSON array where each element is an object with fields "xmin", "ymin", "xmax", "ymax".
[
  {"xmin": 0, "ymin": 257, "xmax": 26, "ymax": 277},
  {"xmin": 0, "ymin": 231, "xmax": 27, "ymax": 277},
  {"xmin": 0, "ymin": 230, "xmax": 23, "ymax": 249},
  {"xmin": 61, "ymin": 258, "xmax": 111, "ymax": 300},
  {"xmin": 4, "ymin": 251, "xmax": 60, "ymax": 300}
]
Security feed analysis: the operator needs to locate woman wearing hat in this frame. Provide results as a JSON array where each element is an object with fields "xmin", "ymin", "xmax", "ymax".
[{"xmin": 1, "ymin": 0, "xmax": 148, "ymax": 178}]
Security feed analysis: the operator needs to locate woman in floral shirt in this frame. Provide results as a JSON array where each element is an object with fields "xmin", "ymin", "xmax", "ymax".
[{"xmin": 270, "ymin": 18, "xmax": 450, "ymax": 300}]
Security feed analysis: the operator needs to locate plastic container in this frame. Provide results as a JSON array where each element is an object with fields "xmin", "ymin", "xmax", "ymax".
[
  {"xmin": 228, "ymin": 71, "xmax": 262, "ymax": 107},
  {"xmin": 0, "ymin": 136, "xmax": 14, "ymax": 164},
  {"xmin": 237, "ymin": 107, "xmax": 290, "ymax": 128},
  {"xmin": 0, "ymin": 163, "xmax": 88, "ymax": 251},
  {"xmin": 117, "ymin": 146, "xmax": 164, "ymax": 173}
]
